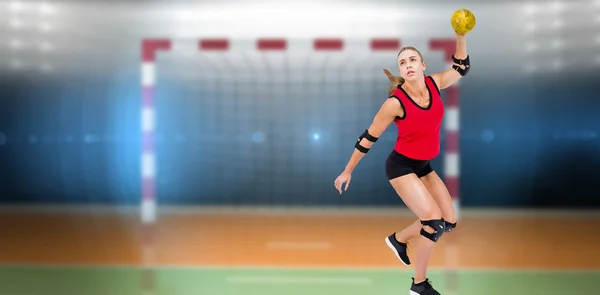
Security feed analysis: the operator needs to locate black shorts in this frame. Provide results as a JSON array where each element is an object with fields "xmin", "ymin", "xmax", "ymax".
[{"xmin": 385, "ymin": 150, "xmax": 434, "ymax": 180}]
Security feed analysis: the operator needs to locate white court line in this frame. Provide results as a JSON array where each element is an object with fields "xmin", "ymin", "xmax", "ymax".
[
  {"xmin": 226, "ymin": 275, "xmax": 371, "ymax": 285},
  {"xmin": 266, "ymin": 241, "xmax": 332, "ymax": 250}
]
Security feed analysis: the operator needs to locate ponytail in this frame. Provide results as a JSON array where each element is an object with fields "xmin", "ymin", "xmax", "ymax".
[{"xmin": 383, "ymin": 69, "xmax": 405, "ymax": 97}]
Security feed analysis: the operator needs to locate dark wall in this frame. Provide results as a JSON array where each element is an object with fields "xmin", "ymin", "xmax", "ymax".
[{"xmin": 0, "ymin": 68, "xmax": 599, "ymax": 208}]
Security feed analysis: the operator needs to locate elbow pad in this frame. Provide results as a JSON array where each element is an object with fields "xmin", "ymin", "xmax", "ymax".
[
  {"xmin": 355, "ymin": 129, "xmax": 378, "ymax": 153},
  {"xmin": 451, "ymin": 55, "xmax": 470, "ymax": 76}
]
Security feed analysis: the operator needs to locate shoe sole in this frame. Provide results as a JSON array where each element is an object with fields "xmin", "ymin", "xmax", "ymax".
[
  {"xmin": 385, "ymin": 236, "xmax": 410, "ymax": 266},
  {"xmin": 409, "ymin": 291, "xmax": 420, "ymax": 295}
]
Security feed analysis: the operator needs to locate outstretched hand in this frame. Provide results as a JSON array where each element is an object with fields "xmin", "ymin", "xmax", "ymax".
[{"xmin": 334, "ymin": 171, "xmax": 352, "ymax": 194}]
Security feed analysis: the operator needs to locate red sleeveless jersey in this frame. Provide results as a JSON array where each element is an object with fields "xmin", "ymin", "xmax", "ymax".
[{"xmin": 390, "ymin": 76, "xmax": 444, "ymax": 160}]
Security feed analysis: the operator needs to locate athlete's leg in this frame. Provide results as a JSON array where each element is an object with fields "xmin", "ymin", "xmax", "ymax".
[
  {"xmin": 420, "ymin": 170, "xmax": 457, "ymax": 226},
  {"xmin": 394, "ymin": 219, "xmax": 421, "ymax": 243},
  {"xmin": 389, "ymin": 173, "xmax": 444, "ymax": 284},
  {"xmin": 396, "ymin": 169, "xmax": 457, "ymax": 243}
]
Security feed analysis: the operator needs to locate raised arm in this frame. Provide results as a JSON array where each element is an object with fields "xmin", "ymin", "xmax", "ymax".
[{"xmin": 430, "ymin": 32, "xmax": 469, "ymax": 90}]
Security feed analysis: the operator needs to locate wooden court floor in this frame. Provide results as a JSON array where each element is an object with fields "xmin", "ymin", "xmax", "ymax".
[{"xmin": 0, "ymin": 208, "xmax": 599, "ymax": 270}]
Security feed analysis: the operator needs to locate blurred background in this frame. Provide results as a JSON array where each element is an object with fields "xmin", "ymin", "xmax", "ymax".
[{"xmin": 0, "ymin": 0, "xmax": 599, "ymax": 294}]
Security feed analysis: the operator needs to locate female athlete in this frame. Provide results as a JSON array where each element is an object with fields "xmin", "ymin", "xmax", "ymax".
[{"xmin": 333, "ymin": 30, "xmax": 470, "ymax": 295}]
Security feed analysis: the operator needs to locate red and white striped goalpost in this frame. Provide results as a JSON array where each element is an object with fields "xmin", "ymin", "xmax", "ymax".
[
  {"xmin": 430, "ymin": 39, "xmax": 461, "ymax": 295},
  {"xmin": 140, "ymin": 38, "xmax": 170, "ymax": 295},
  {"xmin": 139, "ymin": 37, "xmax": 460, "ymax": 294}
]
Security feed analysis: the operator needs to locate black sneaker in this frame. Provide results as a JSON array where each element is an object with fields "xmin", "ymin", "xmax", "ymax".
[
  {"xmin": 385, "ymin": 233, "xmax": 410, "ymax": 266},
  {"xmin": 410, "ymin": 278, "xmax": 441, "ymax": 295}
]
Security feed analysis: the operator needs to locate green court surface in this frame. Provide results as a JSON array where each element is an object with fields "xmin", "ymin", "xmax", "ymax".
[{"xmin": 0, "ymin": 266, "xmax": 598, "ymax": 295}]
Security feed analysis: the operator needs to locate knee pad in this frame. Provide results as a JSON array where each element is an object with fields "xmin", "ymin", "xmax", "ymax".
[
  {"xmin": 445, "ymin": 221, "xmax": 457, "ymax": 233},
  {"xmin": 420, "ymin": 218, "xmax": 445, "ymax": 242}
]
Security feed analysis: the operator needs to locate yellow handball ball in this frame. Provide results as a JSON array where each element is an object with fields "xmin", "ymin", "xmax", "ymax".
[{"xmin": 451, "ymin": 8, "xmax": 476, "ymax": 35}]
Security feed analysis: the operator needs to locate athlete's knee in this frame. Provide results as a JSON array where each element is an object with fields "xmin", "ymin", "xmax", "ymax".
[
  {"xmin": 420, "ymin": 218, "xmax": 445, "ymax": 242},
  {"xmin": 421, "ymin": 205, "xmax": 442, "ymax": 222}
]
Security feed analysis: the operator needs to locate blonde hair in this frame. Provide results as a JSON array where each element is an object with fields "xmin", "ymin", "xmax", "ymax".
[{"xmin": 383, "ymin": 46, "xmax": 425, "ymax": 97}]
